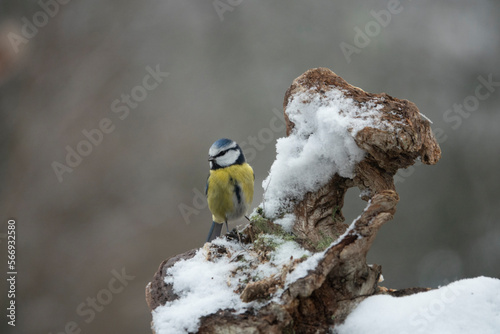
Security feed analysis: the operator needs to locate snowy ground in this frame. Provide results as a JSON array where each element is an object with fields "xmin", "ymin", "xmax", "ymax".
[{"xmin": 335, "ymin": 276, "xmax": 500, "ymax": 334}]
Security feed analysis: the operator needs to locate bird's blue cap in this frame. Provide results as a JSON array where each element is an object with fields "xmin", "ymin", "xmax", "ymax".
[{"xmin": 212, "ymin": 138, "xmax": 234, "ymax": 149}]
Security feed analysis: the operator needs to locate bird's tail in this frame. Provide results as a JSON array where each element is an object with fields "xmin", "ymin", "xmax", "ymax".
[{"xmin": 206, "ymin": 221, "xmax": 223, "ymax": 242}]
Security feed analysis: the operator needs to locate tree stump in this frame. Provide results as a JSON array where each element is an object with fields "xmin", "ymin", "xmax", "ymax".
[{"xmin": 146, "ymin": 68, "xmax": 441, "ymax": 333}]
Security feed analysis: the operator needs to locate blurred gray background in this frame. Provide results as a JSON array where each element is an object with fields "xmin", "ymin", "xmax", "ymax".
[{"xmin": 0, "ymin": 0, "xmax": 499, "ymax": 333}]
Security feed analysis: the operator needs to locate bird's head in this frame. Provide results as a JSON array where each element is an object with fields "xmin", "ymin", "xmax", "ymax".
[{"xmin": 208, "ymin": 138, "xmax": 245, "ymax": 170}]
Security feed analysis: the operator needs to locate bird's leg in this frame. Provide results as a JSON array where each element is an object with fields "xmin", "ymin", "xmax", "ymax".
[
  {"xmin": 225, "ymin": 220, "xmax": 229, "ymax": 234},
  {"xmin": 244, "ymin": 215, "xmax": 250, "ymax": 221},
  {"xmin": 237, "ymin": 229, "xmax": 242, "ymax": 244}
]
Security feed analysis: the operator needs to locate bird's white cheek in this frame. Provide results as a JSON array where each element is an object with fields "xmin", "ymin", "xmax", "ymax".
[
  {"xmin": 217, "ymin": 150, "xmax": 239, "ymax": 167},
  {"xmin": 209, "ymin": 161, "xmax": 213, "ymax": 169}
]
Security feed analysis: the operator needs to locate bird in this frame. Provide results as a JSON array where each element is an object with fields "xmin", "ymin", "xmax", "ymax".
[{"xmin": 205, "ymin": 138, "xmax": 254, "ymax": 242}]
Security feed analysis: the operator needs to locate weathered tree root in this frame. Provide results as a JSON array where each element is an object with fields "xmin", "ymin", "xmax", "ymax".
[
  {"xmin": 285, "ymin": 68, "xmax": 440, "ymax": 247},
  {"xmin": 146, "ymin": 68, "xmax": 441, "ymax": 333}
]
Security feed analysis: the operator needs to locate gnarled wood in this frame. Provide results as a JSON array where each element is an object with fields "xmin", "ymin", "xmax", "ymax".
[{"xmin": 146, "ymin": 68, "xmax": 441, "ymax": 333}]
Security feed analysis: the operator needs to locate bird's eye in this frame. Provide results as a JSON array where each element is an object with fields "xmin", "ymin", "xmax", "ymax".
[{"xmin": 214, "ymin": 150, "xmax": 228, "ymax": 158}]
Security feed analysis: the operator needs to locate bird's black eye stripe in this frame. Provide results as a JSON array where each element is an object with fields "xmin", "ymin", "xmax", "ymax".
[
  {"xmin": 214, "ymin": 150, "xmax": 227, "ymax": 158},
  {"xmin": 214, "ymin": 148, "xmax": 236, "ymax": 158}
]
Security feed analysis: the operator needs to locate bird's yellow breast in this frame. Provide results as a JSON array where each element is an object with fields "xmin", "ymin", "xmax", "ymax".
[{"xmin": 207, "ymin": 163, "xmax": 254, "ymax": 223}]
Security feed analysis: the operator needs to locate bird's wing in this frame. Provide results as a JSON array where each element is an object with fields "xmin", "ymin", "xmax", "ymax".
[{"xmin": 205, "ymin": 174, "xmax": 210, "ymax": 196}]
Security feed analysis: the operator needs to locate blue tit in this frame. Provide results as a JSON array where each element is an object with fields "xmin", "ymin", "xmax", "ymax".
[{"xmin": 205, "ymin": 138, "xmax": 254, "ymax": 242}]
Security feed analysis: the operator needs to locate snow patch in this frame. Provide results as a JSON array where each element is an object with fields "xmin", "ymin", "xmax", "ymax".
[
  {"xmin": 335, "ymin": 276, "xmax": 500, "ymax": 334},
  {"xmin": 273, "ymin": 213, "xmax": 296, "ymax": 232},
  {"xmin": 152, "ymin": 236, "xmax": 314, "ymax": 334},
  {"xmin": 285, "ymin": 251, "xmax": 324, "ymax": 286},
  {"xmin": 152, "ymin": 246, "xmax": 246, "ymax": 334},
  {"xmin": 262, "ymin": 89, "xmax": 386, "ymax": 218}
]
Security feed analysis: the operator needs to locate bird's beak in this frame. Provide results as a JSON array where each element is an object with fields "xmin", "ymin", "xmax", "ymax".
[{"xmin": 208, "ymin": 156, "xmax": 215, "ymax": 162}]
